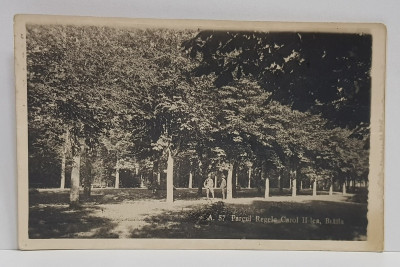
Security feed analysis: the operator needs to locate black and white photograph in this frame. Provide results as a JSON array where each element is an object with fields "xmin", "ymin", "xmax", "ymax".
[{"xmin": 14, "ymin": 15, "xmax": 385, "ymax": 251}]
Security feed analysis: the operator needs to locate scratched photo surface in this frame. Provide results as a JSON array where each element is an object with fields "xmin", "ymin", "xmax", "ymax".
[{"xmin": 15, "ymin": 17, "xmax": 385, "ymax": 250}]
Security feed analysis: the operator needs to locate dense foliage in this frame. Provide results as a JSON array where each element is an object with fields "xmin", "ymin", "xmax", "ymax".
[{"xmin": 26, "ymin": 25, "xmax": 371, "ymax": 203}]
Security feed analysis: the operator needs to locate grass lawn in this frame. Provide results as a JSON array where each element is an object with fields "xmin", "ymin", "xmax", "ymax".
[{"xmin": 29, "ymin": 188, "xmax": 367, "ymax": 240}]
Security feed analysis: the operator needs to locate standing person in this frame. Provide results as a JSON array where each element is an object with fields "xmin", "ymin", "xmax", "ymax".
[
  {"xmin": 220, "ymin": 175, "xmax": 227, "ymax": 200},
  {"xmin": 203, "ymin": 175, "xmax": 214, "ymax": 199}
]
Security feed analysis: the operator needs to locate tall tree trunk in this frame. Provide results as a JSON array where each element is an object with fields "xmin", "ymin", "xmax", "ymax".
[
  {"xmin": 153, "ymin": 161, "xmax": 158, "ymax": 186},
  {"xmin": 292, "ymin": 179, "xmax": 297, "ymax": 197},
  {"xmin": 232, "ymin": 161, "xmax": 238, "ymax": 197},
  {"xmin": 260, "ymin": 159, "xmax": 266, "ymax": 195},
  {"xmin": 235, "ymin": 170, "xmax": 238, "ymax": 187},
  {"xmin": 278, "ymin": 175, "xmax": 282, "ymax": 192},
  {"xmin": 135, "ymin": 165, "xmax": 139, "ymax": 175},
  {"xmin": 83, "ymin": 150, "xmax": 92, "ymax": 199},
  {"xmin": 264, "ymin": 178, "xmax": 270, "ymax": 198},
  {"xmin": 196, "ymin": 155, "xmax": 204, "ymax": 196},
  {"xmin": 214, "ymin": 174, "xmax": 217, "ymax": 188},
  {"xmin": 140, "ymin": 174, "xmax": 144, "ymax": 188},
  {"xmin": 329, "ymin": 179, "xmax": 333, "ymax": 195},
  {"xmin": 157, "ymin": 172, "xmax": 161, "ymax": 185},
  {"xmin": 70, "ymin": 142, "xmax": 83, "ymax": 208},
  {"xmin": 83, "ymin": 173, "xmax": 91, "ymax": 198},
  {"xmin": 197, "ymin": 166, "xmax": 203, "ymax": 196},
  {"xmin": 60, "ymin": 127, "xmax": 69, "ymax": 189},
  {"xmin": 166, "ymin": 149, "xmax": 174, "ymax": 203},
  {"xmin": 291, "ymin": 170, "xmax": 297, "ymax": 197},
  {"xmin": 188, "ymin": 172, "xmax": 193, "ymax": 188},
  {"xmin": 115, "ymin": 162, "xmax": 120, "ymax": 189},
  {"xmin": 248, "ymin": 167, "xmax": 252, "ymax": 189},
  {"xmin": 312, "ymin": 180, "xmax": 317, "ymax": 196},
  {"xmin": 342, "ymin": 182, "xmax": 346, "ymax": 194},
  {"xmin": 176, "ymin": 160, "xmax": 181, "ymax": 188},
  {"xmin": 227, "ymin": 163, "xmax": 233, "ymax": 200},
  {"xmin": 60, "ymin": 148, "xmax": 66, "ymax": 189}
]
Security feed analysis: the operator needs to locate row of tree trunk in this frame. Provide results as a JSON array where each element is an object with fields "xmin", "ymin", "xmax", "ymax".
[{"xmin": 60, "ymin": 138, "xmax": 359, "ymax": 207}]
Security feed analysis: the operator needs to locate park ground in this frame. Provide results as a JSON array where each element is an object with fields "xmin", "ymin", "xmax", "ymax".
[{"xmin": 29, "ymin": 188, "xmax": 367, "ymax": 240}]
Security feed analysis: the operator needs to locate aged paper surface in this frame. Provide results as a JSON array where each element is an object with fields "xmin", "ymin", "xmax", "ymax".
[{"xmin": 14, "ymin": 15, "xmax": 385, "ymax": 251}]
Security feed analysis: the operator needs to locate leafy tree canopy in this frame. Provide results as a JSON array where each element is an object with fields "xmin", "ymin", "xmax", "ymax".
[{"xmin": 183, "ymin": 31, "xmax": 372, "ymax": 128}]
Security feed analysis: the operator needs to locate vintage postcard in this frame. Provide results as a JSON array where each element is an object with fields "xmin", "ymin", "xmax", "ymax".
[{"xmin": 14, "ymin": 15, "xmax": 385, "ymax": 251}]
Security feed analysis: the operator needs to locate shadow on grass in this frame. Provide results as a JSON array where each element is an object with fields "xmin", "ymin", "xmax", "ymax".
[
  {"xmin": 29, "ymin": 205, "xmax": 118, "ymax": 238},
  {"xmin": 29, "ymin": 189, "xmax": 162, "ymax": 206},
  {"xmin": 344, "ymin": 187, "xmax": 368, "ymax": 203},
  {"xmin": 29, "ymin": 188, "xmax": 206, "ymax": 206},
  {"xmin": 29, "ymin": 188, "xmax": 367, "ymax": 239},
  {"xmin": 30, "ymin": 187, "xmax": 365, "ymax": 206},
  {"xmin": 130, "ymin": 200, "xmax": 367, "ymax": 240}
]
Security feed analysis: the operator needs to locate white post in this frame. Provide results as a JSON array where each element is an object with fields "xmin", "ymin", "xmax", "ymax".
[{"xmin": 265, "ymin": 178, "xmax": 270, "ymax": 198}]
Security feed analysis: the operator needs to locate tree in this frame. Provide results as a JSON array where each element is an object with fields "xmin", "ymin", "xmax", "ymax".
[
  {"xmin": 183, "ymin": 31, "xmax": 372, "ymax": 128},
  {"xmin": 27, "ymin": 25, "xmax": 140, "ymax": 205},
  {"xmin": 27, "ymin": 24, "xmax": 371, "ymax": 207}
]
